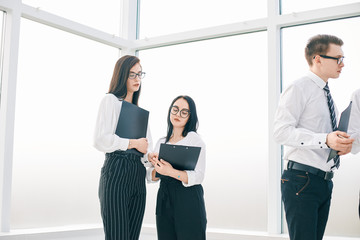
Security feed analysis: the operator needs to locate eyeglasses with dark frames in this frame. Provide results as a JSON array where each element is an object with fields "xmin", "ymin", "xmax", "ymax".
[
  {"xmin": 316, "ymin": 55, "xmax": 345, "ymax": 65},
  {"xmin": 170, "ymin": 106, "xmax": 190, "ymax": 118},
  {"xmin": 129, "ymin": 72, "xmax": 146, "ymax": 79}
]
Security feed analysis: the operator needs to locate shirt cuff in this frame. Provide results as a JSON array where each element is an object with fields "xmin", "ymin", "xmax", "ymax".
[
  {"xmin": 182, "ymin": 170, "xmax": 194, "ymax": 187},
  {"xmin": 315, "ymin": 133, "xmax": 329, "ymax": 149},
  {"xmin": 119, "ymin": 138, "xmax": 130, "ymax": 151},
  {"xmin": 141, "ymin": 153, "xmax": 152, "ymax": 167},
  {"xmin": 351, "ymin": 133, "xmax": 360, "ymax": 154}
]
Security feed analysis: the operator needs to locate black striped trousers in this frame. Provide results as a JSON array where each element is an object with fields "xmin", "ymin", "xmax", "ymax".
[{"xmin": 99, "ymin": 151, "xmax": 146, "ymax": 240}]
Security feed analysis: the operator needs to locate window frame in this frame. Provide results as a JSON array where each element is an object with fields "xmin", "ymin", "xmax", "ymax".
[{"xmin": 0, "ymin": 0, "xmax": 359, "ymax": 237}]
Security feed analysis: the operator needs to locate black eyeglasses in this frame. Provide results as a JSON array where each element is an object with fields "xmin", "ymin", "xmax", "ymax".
[
  {"xmin": 129, "ymin": 72, "xmax": 146, "ymax": 79},
  {"xmin": 318, "ymin": 55, "xmax": 344, "ymax": 65},
  {"xmin": 170, "ymin": 106, "xmax": 190, "ymax": 118}
]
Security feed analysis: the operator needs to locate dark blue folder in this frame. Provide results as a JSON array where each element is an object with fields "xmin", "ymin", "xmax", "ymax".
[
  {"xmin": 155, "ymin": 143, "xmax": 201, "ymax": 178},
  {"xmin": 115, "ymin": 100, "xmax": 149, "ymax": 157},
  {"xmin": 327, "ymin": 101, "xmax": 352, "ymax": 161}
]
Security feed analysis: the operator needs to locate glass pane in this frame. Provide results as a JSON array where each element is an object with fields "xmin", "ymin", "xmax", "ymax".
[
  {"xmin": 11, "ymin": 18, "xmax": 119, "ymax": 229},
  {"xmin": 281, "ymin": 0, "xmax": 359, "ymax": 14},
  {"xmin": 0, "ymin": 11, "xmax": 4, "ymax": 103},
  {"xmin": 139, "ymin": 0, "xmax": 267, "ymax": 38},
  {"xmin": 22, "ymin": 0, "xmax": 121, "ymax": 35},
  {"xmin": 139, "ymin": 32, "xmax": 268, "ymax": 231},
  {"xmin": 281, "ymin": 17, "xmax": 360, "ymax": 237}
]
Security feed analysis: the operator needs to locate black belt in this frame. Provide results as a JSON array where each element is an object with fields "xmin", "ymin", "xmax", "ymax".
[{"xmin": 287, "ymin": 160, "xmax": 334, "ymax": 181}]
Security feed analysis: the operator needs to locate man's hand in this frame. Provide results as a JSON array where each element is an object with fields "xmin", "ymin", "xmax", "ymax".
[{"xmin": 326, "ymin": 131, "xmax": 354, "ymax": 155}]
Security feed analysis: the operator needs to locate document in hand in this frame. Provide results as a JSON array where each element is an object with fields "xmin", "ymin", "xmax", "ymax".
[
  {"xmin": 156, "ymin": 143, "xmax": 201, "ymax": 178},
  {"xmin": 115, "ymin": 100, "xmax": 149, "ymax": 156},
  {"xmin": 327, "ymin": 101, "xmax": 352, "ymax": 161}
]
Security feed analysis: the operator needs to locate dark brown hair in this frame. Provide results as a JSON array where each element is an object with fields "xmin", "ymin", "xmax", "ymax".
[
  {"xmin": 305, "ymin": 34, "xmax": 343, "ymax": 66},
  {"xmin": 108, "ymin": 55, "xmax": 142, "ymax": 105}
]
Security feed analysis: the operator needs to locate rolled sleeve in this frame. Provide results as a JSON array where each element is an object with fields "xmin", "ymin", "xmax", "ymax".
[{"xmin": 182, "ymin": 140, "xmax": 206, "ymax": 187}]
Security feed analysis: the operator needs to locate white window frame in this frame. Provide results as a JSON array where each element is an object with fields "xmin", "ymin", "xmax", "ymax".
[{"xmin": 0, "ymin": 0, "xmax": 359, "ymax": 238}]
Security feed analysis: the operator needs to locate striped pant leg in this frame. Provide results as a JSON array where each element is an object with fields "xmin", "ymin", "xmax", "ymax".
[
  {"xmin": 99, "ymin": 153, "xmax": 129, "ymax": 240},
  {"xmin": 128, "ymin": 190, "xmax": 146, "ymax": 240},
  {"xmin": 128, "ymin": 158, "xmax": 146, "ymax": 240},
  {"xmin": 99, "ymin": 153, "xmax": 146, "ymax": 240}
]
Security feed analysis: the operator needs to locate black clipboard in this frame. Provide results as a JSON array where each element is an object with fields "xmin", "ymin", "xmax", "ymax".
[
  {"xmin": 155, "ymin": 143, "xmax": 201, "ymax": 178},
  {"xmin": 327, "ymin": 101, "xmax": 352, "ymax": 161},
  {"xmin": 115, "ymin": 100, "xmax": 149, "ymax": 156}
]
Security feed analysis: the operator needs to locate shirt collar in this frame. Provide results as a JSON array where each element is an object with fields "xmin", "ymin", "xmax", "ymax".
[{"xmin": 307, "ymin": 71, "xmax": 327, "ymax": 89}]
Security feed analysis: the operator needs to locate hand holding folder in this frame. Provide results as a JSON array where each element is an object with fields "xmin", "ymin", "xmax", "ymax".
[
  {"xmin": 115, "ymin": 100, "xmax": 149, "ymax": 156},
  {"xmin": 327, "ymin": 101, "xmax": 352, "ymax": 161},
  {"xmin": 155, "ymin": 143, "xmax": 201, "ymax": 178}
]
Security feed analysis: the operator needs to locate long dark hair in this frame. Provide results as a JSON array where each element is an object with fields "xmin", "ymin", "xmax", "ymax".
[
  {"xmin": 108, "ymin": 55, "xmax": 142, "ymax": 105},
  {"xmin": 165, "ymin": 95, "xmax": 199, "ymax": 143}
]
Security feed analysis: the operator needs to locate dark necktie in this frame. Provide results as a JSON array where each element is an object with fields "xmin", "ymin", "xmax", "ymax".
[{"xmin": 323, "ymin": 83, "xmax": 340, "ymax": 169}]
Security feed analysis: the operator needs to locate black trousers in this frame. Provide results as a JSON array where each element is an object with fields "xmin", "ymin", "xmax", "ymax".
[
  {"xmin": 281, "ymin": 169, "xmax": 333, "ymax": 240},
  {"xmin": 99, "ymin": 151, "xmax": 146, "ymax": 240},
  {"xmin": 156, "ymin": 177, "xmax": 207, "ymax": 240}
]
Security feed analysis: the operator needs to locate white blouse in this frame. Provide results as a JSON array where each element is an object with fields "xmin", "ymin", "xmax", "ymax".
[
  {"xmin": 348, "ymin": 89, "xmax": 360, "ymax": 154},
  {"xmin": 93, "ymin": 93, "xmax": 153, "ymax": 167},
  {"xmin": 146, "ymin": 131, "xmax": 206, "ymax": 187}
]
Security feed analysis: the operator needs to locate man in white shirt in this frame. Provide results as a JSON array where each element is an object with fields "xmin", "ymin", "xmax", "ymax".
[{"xmin": 274, "ymin": 34, "xmax": 354, "ymax": 240}]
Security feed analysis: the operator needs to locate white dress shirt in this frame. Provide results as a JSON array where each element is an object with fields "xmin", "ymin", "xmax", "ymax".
[
  {"xmin": 93, "ymin": 93, "xmax": 153, "ymax": 167},
  {"xmin": 274, "ymin": 71, "xmax": 338, "ymax": 172},
  {"xmin": 348, "ymin": 89, "xmax": 360, "ymax": 154},
  {"xmin": 146, "ymin": 131, "xmax": 206, "ymax": 187}
]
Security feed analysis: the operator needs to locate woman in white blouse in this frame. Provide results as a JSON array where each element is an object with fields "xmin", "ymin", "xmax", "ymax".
[
  {"xmin": 93, "ymin": 55, "xmax": 152, "ymax": 240},
  {"xmin": 147, "ymin": 95, "xmax": 207, "ymax": 240},
  {"xmin": 349, "ymin": 89, "xmax": 360, "ymax": 154}
]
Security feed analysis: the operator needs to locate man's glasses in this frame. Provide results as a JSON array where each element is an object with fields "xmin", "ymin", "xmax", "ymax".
[
  {"xmin": 170, "ymin": 106, "xmax": 190, "ymax": 118},
  {"xmin": 129, "ymin": 72, "xmax": 146, "ymax": 79},
  {"xmin": 318, "ymin": 55, "xmax": 345, "ymax": 65}
]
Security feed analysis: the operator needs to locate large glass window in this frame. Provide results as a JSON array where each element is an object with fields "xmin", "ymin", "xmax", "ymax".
[
  {"xmin": 282, "ymin": 17, "xmax": 360, "ymax": 237},
  {"xmin": 22, "ymin": 0, "xmax": 121, "ymax": 35},
  {"xmin": 139, "ymin": 31, "xmax": 268, "ymax": 231},
  {"xmin": 0, "ymin": 11, "xmax": 4, "ymax": 103},
  {"xmin": 281, "ymin": 0, "xmax": 360, "ymax": 14},
  {"xmin": 11, "ymin": 18, "xmax": 119, "ymax": 229},
  {"xmin": 139, "ymin": 0, "xmax": 267, "ymax": 38}
]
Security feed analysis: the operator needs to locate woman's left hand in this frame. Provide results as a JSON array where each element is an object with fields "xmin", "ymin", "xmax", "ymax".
[
  {"xmin": 148, "ymin": 152, "xmax": 159, "ymax": 162},
  {"xmin": 150, "ymin": 158, "xmax": 174, "ymax": 176}
]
